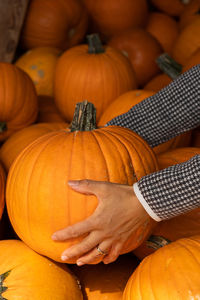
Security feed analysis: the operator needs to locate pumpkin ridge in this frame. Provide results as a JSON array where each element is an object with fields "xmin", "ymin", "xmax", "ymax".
[
  {"xmin": 0, "ymin": 270, "xmax": 11, "ymax": 300},
  {"xmin": 175, "ymin": 239, "xmax": 200, "ymax": 268}
]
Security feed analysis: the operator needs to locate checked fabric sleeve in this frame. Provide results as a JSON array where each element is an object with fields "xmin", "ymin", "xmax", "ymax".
[{"xmin": 106, "ymin": 65, "xmax": 200, "ymax": 221}]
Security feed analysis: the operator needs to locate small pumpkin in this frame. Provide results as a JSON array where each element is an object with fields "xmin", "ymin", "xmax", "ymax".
[
  {"xmin": 15, "ymin": 47, "xmax": 61, "ymax": 97},
  {"xmin": 146, "ymin": 12, "xmax": 179, "ymax": 54},
  {"xmin": 0, "ymin": 163, "xmax": 5, "ymax": 220},
  {"xmin": 150, "ymin": 0, "xmax": 191, "ymax": 17},
  {"xmin": 37, "ymin": 95, "xmax": 66, "ymax": 123},
  {"xmin": 179, "ymin": 0, "xmax": 200, "ymax": 30},
  {"xmin": 108, "ymin": 29, "xmax": 163, "ymax": 87},
  {"xmin": 6, "ymin": 101, "xmax": 158, "ymax": 263},
  {"xmin": 21, "ymin": 0, "xmax": 88, "ymax": 50},
  {"xmin": 54, "ymin": 34, "xmax": 137, "ymax": 122},
  {"xmin": 71, "ymin": 254, "xmax": 139, "ymax": 300},
  {"xmin": 0, "ymin": 63, "xmax": 38, "ymax": 142},
  {"xmin": 0, "ymin": 122, "xmax": 67, "ymax": 172},
  {"xmin": 0, "ymin": 240, "xmax": 82, "ymax": 299},
  {"xmin": 124, "ymin": 236, "xmax": 200, "ymax": 299}
]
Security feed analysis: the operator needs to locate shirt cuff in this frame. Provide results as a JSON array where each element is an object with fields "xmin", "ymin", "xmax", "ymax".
[{"xmin": 133, "ymin": 182, "xmax": 161, "ymax": 222}]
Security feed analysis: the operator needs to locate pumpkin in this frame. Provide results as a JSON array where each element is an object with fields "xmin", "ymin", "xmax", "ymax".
[
  {"xmin": 37, "ymin": 95, "xmax": 66, "ymax": 123},
  {"xmin": 123, "ymin": 236, "xmax": 200, "ymax": 299},
  {"xmin": 71, "ymin": 254, "xmax": 139, "ymax": 300},
  {"xmin": 15, "ymin": 47, "xmax": 61, "ymax": 97},
  {"xmin": 21, "ymin": 0, "xmax": 88, "ymax": 50},
  {"xmin": 0, "ymin": 163, "xmax": 5, "ymax": 220},
  {"xmin": 0, "ymin": 63, "xmax": 38, "ymax": 142},
  {"xmin": 98, "ymin": 90, "xmax": 155, "ymax": 126},
  {"xmin": 108, "ymin": 29, "xmax": 163, "ymax": 87},
  {"xmin": 54, "ymin": 34, "xmax": 137, "ymax": 123},
  {"xmin": 146, "ymin": 12, "xmax": 179, "ymax": 54},
  {"xmin": 6, "ymin": 101, "xmax": 158, "ymax": 263},
  {"xmin": 182, "ymin": 48, "xmax": 200, "ymax": 72},
  {"xmin": 179, "ymin": 0, "xmax": 200, "ymax": 30},
  {"xmin": 0, "ymin": 240, "xmax": 82, "ymax": 299},
  {"xmin": 0, "ymin": 122, "xmax": 67, "ymax": 172},
  {"xmin": 82, "ymin": 0, "xmax": 148, "ymax": 41},
  {"xmin": 172, "ymin": 18, "xmax": 200, "ymax": 64},
  {"xmin": 150, "ymin": 0, "xmax": 191, "ymax": 17}
]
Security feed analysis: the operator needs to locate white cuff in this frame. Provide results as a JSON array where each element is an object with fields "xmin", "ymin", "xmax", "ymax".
[{"xmin": 133, "ymin": 182, "xmax": 161, "ymax": 222}]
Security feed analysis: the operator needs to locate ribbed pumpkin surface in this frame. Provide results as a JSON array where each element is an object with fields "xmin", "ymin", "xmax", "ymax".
[
  {"xmin": 0, "ymin": 240, "xmax": 82, "ymax": 299},
  {"xmin": 0, "ymin": 163, "xmax": 5, "ymax": 220},
  {"xmin": 6, "ymin": 126, "xmax": 158, "ymax": 263}
]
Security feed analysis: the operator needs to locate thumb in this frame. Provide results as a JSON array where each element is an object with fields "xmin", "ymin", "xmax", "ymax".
[{"xmin": 68, "ymin": 179, "xmax": 110, "ymax": 196}]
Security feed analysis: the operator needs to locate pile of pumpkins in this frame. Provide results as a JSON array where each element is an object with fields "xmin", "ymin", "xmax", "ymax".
[{"xmin": 0, "ymin": 0, "xmax": 200, "ymax": 298}]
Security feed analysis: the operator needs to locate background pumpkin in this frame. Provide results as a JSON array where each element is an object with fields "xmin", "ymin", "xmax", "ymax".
[
  {"xmin": 6, "ymin": 102, "xmax": 158, "ymax": 263},
  {"xmin": 179, "ymin": 0, "xmax": 200, "ymax": 30},
  {"xmin": 123, "ymin": 236, "xmax": 200, "ymax": 299},
  {"xmin": 0, "ymin": 63, "xmax": 38, "ymax": 142},
  {"xmin": 20, "ymin": 0, "xmax": 88, "ymax": 50},
  {"xmin": 0, "ymin": 122, "xmax": 67, "ymax": 172},
  {"xmin": 15, "ymin": 47, "xmax": 62, "ymax": 97},
  {"xmin": 108, "ymin": 28, "xmax": 163, "ymax": 87},
  {"xmin": 54, "ymin": 34, "xmax": 137, "ymax": 122},
  {"xmin": 0, "ymin": 163, "xmax": 5, "ymax": 220},
  {"xmin": 0, "ymin": 240, "xmax": 82, "ymax": 299},
  {"xmin": 150, "ymin": 0, "xmax": 191, "ymax": 17},
  {"xmin": 37, "ymin": 96, "xmax": 66, "ymax": 123}
]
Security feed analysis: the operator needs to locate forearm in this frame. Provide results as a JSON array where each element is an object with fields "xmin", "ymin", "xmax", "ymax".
[
  {"xmin": 133, "ymin": 155, "xmax": 200, "ymax": 220},
  {"xmin": 107, "ymin": 65, "xmax": 200, "ymax": 148}
]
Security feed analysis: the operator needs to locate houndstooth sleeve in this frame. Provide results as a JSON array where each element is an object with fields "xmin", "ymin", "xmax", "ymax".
[{"xmin": 106, "ymin": 65, "xmax": 200, "ymax": 148}]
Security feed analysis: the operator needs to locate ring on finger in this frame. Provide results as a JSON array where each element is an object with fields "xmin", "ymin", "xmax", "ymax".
[{"xmin": 96, "ymin": 245, "xmax": 108, "ymax": 256}]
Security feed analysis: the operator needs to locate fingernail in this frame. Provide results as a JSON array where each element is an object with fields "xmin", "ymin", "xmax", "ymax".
[
  {"xmin": 51, "ymin": 234, "xmax": 58, "ymax": 240},
  {"xmin": 68, "ymin": 180, "xmax": 79, "ymax": 186},
  {"xmin": 61, "ymin": 255, "xmax": 69, "ymax": 261},
  {"xmin": 77, "ymin": 261, "xmax": 84, "ymax": 266}
]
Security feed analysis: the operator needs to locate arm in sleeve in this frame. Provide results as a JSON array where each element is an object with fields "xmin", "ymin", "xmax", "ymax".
[
  {"xmin": 133, "ymin": 155, "xmax": 200, "ymax": 221},
  {"xmin": 107, "ymin": 65, "xmax": 200, "ymax": 148}
]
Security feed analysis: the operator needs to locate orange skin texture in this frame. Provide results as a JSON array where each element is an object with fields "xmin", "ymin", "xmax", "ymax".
[
  {"xmin": 108, "ymin": 29, "xmax": 163, "ymax": 87},
  {"xmin": 6, "ymin": 126, "xmax": 158, "ymax": 263},
  {"xmin": 0, "ymin": 122, "xmax": 67, "ymax": 172},
  {"xmin": 21, "ymin": 0, "xmax": 88, "ymax": 50},
  {"xmin": 182, "ymin": 48, "xmax": 200, "ymax": 71},
  {"xmin": 82, "ymin": 0, "xmax": 148, "ymax": 40},
  {"xmin": 179, "ymin": 0, "xmax": 200, "ymax": 30},
  {"xmin": 15, "ymin": 47, "xmax": 62, "ymax": 97},
  {"xmin": 124, "ymin": 236, "xmax": 200, "ymax": 299},
  {"xmin": 0, "ymin": 240, "xmax": 82, "ymax": 299},
  {"xmin": 54, "ymin": 45, "xmax": 137, "ymax": 122},
  {"xmin": 144, "ymin": 73, "xmax": 172, "ymax": 92},
  {"xmin": 37, "ymin": 96, "xmax": 66, "ymax": 123},
  {"xmin": 146, "ymin": 12, "xmax": 179, "ymax": 54},
  {"xmin": 0, "ymin": 63, "xmax": 38, "ymax": 142},
  {"xmin": 71, "ymin": 254, "xmax": 139, "ymax": 300},
  {"xmin": 0, "ymin": 163, "xmax": 5, "ymax": 220},
  {"xmin": 172, "ymin": 18, "xmax": 200, "ymax": 64},
  {"xmin": 98, "ymin": 90, "xmax": 155, "ymax": 126},
  {"xmin": 150, "ymin": 0, "xmax": 190, "ymax": 17}
]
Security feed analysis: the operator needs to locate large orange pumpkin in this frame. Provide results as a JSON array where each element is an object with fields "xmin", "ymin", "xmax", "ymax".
[
  {"xmin": 6, "ymin": 102, "xmax": 158, "ymax": 263},
  {"xmin": 71, "ymin": 254, "xmax": 139, "ymax": 300},
  {"xmin": 0, "ymin": 63, "xmax": 38, "ymax": 142},
  {"xmin": 108, "ymin": 29, "xmax": 163, "ymax": 87},
  {"xmin": 123, "ymin": 236, "xmax": 200, "ymax": 299},
  {"xmin": 54, "ymin": 34, "xmax": 137, "ymax": 122},
  {"xmin": 0, "ymin": 122, "xmax": 67, "ymax": 172},
  {"xmin": 0, "ymin": 163, "xmax": 5, "ymax": 220},
  {"xmin": 21, "ymin": 0, "xmax": 88, "ymax": 50},
  {"xmin": 82, "ymin": 0, "xmax": 148, "ymax": 40},
  {"xmin": 0, "ymin": 240, "xmax": 82, "ymax": 299},
  {"xmin": 15, "ymin": 47, "xmax": 61, "ymax": 97}
]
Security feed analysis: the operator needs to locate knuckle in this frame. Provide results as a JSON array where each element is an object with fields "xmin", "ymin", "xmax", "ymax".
[{"xmin": 82, "ymin": 179, "xmax": 90, "ymax": 187}]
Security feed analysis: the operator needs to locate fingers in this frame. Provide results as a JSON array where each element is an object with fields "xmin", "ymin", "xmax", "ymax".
[
  {"xmin": 60, "ymin": 231, "xmax": 104, "ymax": 261},
  {"xmin": 103, "ymin": 242, "xmax": 124, "ymax": 264},
  {"xmin": 76, "ymin": 240, "xmax": 112, "ymax": 266}
]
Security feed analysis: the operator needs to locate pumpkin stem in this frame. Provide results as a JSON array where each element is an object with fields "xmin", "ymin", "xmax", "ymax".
[
  {"xmin": 0, "ymin": 270, "xmax": 10, "ymax": 300},
  {"xmin": 156, "ymin": 53, "xmax": 182, "ymax": 80},
  {"xmin": 70, "ymin": 101, "xmax": 97, "ymax": 132},
  {"xmin": 146, "ymin": 235, "xmax": 171, "ymax": 250},
  {"xmin": 181, "ymin": 0, "xmax": 190, "ymax": 4},
  {"xmin": 87, "ymin": 34, "xmax": 105, "ymax": 54},
  {"xmin": 0, "ymin": 123, "xmax": 7, "ymax": 133}
]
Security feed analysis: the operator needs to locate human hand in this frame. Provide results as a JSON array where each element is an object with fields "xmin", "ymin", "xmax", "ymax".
[{"xmin": 52, "ymin": 180, "xmax": 151, "ymax": 266}]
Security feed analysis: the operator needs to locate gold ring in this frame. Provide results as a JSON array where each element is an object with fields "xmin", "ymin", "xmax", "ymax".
[{"xmin": 96, "ymin": 245, "xmax": 108, "ymax": 256}]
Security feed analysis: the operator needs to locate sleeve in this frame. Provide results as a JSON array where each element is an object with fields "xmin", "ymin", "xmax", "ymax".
[
  {"xmin": 133, "ymin": 155, "xmax": 200, "ymax": 221},
  {"xmin": 106, "ymin": 65, "xmax": 200, "ymax": 148}
]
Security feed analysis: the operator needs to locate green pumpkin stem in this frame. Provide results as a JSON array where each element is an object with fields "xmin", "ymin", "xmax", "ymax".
[
  {"xmin": 146, "ymin": 235, "xmax": 171, "ymax": 250},
  {"xmin": 70, "ymin": 101, "xmax": 97, "ymax": 132},
  {"xmin": 0, "ymin": 123, "xmax": 7, "ymax": 133},
  {"xmin": 0, "ymin": 270, "xmax": 10, "ymax": 300},
  {"xmin": 87, "ymin": 34, "xmax": 105, "ymax": 54},
  {"xmin": 156, "ymin": 53, "xmax": 182, "ymax": 80}
]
